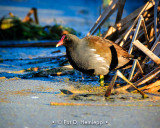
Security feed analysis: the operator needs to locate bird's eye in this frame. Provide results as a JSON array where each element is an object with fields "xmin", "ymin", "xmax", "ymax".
[{"xmin": 65, "ymin": 36, "xmax": 68, "ymax": 40}]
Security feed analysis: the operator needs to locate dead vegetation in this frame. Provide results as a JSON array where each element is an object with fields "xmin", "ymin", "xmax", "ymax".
[
  {"xmin": 87, "ymin": 0, "xmax": 160, "ymax": 97},
  {"xmin": 0, "ymin": 8, "xmax": 78, "ymax": 44}
]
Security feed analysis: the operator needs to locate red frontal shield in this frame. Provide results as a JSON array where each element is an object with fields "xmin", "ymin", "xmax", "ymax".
[{"xmin": 56, "ymin": 35, "xmax": 66, "ymax": 47}]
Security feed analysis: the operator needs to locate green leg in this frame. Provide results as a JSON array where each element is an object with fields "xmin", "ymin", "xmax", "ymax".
[{"xmin": 99, "ymin": 75, "xmax": 104, "ymax": 87}]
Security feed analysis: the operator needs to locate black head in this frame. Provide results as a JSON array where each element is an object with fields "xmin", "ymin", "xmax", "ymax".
[{"xmin": 56, "ymin": 34, "xmax": 79, "ymax": 47}]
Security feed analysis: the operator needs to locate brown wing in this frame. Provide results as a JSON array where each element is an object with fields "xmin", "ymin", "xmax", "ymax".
[
  {"xmin": 83, "ymin": 36, "xmax": 133, "ymax": 69},
  {"xmin": 84, "ymin": 36, "xmax": 133, "ymax": 58},
  {"xmin": 84, "ymin": 36, "xmax": 113, "ymax": 65}
]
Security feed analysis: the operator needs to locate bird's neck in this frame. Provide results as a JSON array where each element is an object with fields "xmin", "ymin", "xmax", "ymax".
[{"xmin": 66, "ymin": 38, "xmax": 81, "ymax": 51}]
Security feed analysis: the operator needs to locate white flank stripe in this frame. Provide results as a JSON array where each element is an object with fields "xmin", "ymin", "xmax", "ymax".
[
  {"xmin": 90, "ymin": 49, "xmax": 96, "ymax": 52},
  {"xmin": 100, "ymin": 67, "xmax": 107, "ymax": 70}
]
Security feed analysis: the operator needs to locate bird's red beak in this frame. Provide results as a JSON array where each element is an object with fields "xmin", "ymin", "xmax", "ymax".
[{"xmin": 56, "ymin": 35, "xmax": 66, "ymax": 47}]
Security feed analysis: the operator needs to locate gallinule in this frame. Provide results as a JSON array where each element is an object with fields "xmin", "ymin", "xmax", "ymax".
[
  {"xmin": 56, "ymin": 34, "xmax": 133, "ymax": 75},
  {"xmin": 56, "ymin": 34, "xmax": 147, "ymax": 98}
]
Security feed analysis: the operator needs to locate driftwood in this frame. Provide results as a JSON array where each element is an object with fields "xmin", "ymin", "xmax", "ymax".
[
  {"xmin": 133, "ymin": 40, "xmax": 160, "ymax": 65},
  {"xmin": 130, "ymin": 34, "xmax": 160, "ymax": 82}
]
